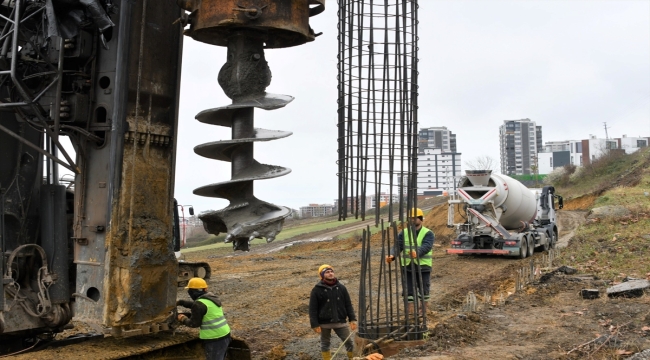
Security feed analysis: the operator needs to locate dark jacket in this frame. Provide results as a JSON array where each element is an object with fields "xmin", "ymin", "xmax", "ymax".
[
  {"xmin": 309, "ymin": 280, "xmax": 356, "ymax": 329},
  {"xmin": 177, "ymin": 292, "xmax": 225, "ymax": 329},
  {"xmin": 396, "ymin": 226, "xmax": 434, "ymax": 270}
]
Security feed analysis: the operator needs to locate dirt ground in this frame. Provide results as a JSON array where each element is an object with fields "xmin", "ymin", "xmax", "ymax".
[
  {"xmin": 16, "ymin": 206, "xmax": 649, "ymax": 359},
  {"xmin": 173, "ymin": 207, "xmax": 650, "ymax": 359}
]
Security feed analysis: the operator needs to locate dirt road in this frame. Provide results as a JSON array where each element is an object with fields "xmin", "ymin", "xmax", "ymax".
[{"xmin": 556, "ymin": 210, "xmax": 587, "ymax": 248}]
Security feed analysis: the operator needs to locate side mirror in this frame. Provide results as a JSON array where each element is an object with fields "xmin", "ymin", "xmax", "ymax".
[
  {"xmin": 189, "ymin": 207, "xmax": 195, "ymax": 216},
  {"xmin": 557, "ymin": 196, "xmax": 564, "ymax": 210}
]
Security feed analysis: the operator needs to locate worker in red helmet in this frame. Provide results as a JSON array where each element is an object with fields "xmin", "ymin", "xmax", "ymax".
[
  {"xmin": 177, "ymin": 277, "xmax": 231, "ymax": 360},
  {"xmin": 386, "ymin": 208, "xmax": 434, "ymax": 315},
  {"xmin": 309, "ymin": 264, "xmax": 357, "ymax": 360}
]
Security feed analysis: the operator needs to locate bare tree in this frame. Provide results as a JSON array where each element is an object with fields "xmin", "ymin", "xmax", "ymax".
[{"xmin": 465, "ymin": 155, "xmax": 499, "ymax": 172}]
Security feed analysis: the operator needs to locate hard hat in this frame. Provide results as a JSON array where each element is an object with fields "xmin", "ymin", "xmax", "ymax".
[
  {"xmin": 185, "ymin": 277, "xmax": 208, "ymax": 289},
  {"xmin": 409, "ymin": 208, "xmax": 424, "ymax": 218},
  {"xmin": 318, "ymin": 264, "xmax": 333, "ymax": 279}
]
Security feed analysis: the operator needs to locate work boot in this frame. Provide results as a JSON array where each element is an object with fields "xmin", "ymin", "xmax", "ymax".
[
  {"xmin": 321, "ymin": 351, "xmax": 332, "ymax": 360},
  {"xmin": 347, "ymin": 351, "xmax": 355, "ymax": 359}
]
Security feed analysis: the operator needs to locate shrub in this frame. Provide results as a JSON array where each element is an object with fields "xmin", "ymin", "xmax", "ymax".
[
  {"xmin": 544, "ymin": 167, "xmax": 566, "ymax": 186},
  {"xmin": 563, "ymin": 163, "xmax": 577, "ymax": 176}
]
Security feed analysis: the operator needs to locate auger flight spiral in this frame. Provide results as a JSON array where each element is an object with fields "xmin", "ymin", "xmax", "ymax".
[{"xmin": 178, "ymin": 0, "xmax": 325, "ymax": 251}]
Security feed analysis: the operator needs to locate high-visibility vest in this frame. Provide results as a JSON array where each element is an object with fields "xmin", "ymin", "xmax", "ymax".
[
  {"xmin": 401, "ymin": 226, "xmax": 433, "ymax": 267},
  {"xmin": 197, "ymin": 298, "xmax": 230, "ymax": 340}
]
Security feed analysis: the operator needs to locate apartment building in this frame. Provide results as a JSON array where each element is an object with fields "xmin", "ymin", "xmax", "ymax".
[
  {"xmin": 417, "ymin": 147, "xmax": 462, "ymax": 195},
  {"xmin": 614, "ymin": 135, "xmax": 649, "ymax": 155},
  {"xmin": 416, "ymin": 126, "xmax": 462, "ymax": 195},
  {"xmin": 537, "ymin": 134, "xmax": 648, "ymax": 174},
  {"xmin": 499, "ymin": 119, "xmax": 542, "ymax": 175},
  {"xmin": 418, "ymin": 126, "xmax": 456, "ymax": 152},
  {"xmin": 537, "ymin": 140, "xmax": 583, "ymax": 175},
  {"xmin": 300, "ymin": 203, "xmax": 335, "ymax": 218}
]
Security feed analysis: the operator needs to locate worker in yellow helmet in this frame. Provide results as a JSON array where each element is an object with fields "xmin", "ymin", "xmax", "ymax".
[
  {"xmin": 309, "ymin": 264, "xmax": 357, "ymax": 360},
  {"xmin": 385, "ymin": 208, "xmax": 434, "ymax": 315},
  {"xmin": 177, "ymin": 277, "xmax": 231, "ymax": 360}
]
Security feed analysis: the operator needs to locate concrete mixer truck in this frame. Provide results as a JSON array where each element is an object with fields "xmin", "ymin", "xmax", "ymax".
[{"xmin": 446, "ymin": 170, "xmax": 563, "ymax": 258}]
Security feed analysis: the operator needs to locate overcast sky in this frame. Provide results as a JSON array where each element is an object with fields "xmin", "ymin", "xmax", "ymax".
[{"xmin": 174, "ymin": 0, "xmax": 650, "ymax": 213}]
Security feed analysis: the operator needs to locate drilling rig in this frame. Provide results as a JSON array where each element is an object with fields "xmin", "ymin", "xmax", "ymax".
[{"xmin": 0, "ymin": 0, "xmax": 324, "ymax": 357}]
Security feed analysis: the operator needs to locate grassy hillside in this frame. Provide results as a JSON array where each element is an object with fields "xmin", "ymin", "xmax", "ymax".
[
  {"xmin": 552, "ymin": 147, "xmax": 650, "ymax": 199},
  {"xmin": 182, "ymin": 217, "xmax": 366, "ymax": 253},
  {"xmin": 553, "ymin": 147, "xmax": 650, "ymax": 282}
]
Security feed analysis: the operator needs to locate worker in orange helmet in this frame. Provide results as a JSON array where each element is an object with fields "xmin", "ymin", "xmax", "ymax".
[
  {"xmin": 177, "ymin": 277, "xmax": 231, "ymax": 360},
  {"xmin": 386, "ymin": 208, "xmax": 434, "ymax": 315},
  {"xmin": 309, "ymin": 264, "xmax": 357, "ymax": 360}
]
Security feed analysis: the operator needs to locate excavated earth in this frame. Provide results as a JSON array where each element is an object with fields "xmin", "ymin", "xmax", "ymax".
[{"xmin": 18, "ymin": 204, "xmax": 650, "ymax": 359}]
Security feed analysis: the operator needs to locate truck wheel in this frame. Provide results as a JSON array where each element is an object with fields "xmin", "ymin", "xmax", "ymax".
[
  {"xmin": 518, "ymin": 237, "xmax": 528, "ymax": 259},
  {"xmin": 541, "ymin": 234, "xmax": 550, "ymax": 252},
  {"xmin": 542, "ymin": 238, "xmax": 551, "ymax": 251},
  {"xmin": 550, "ymin": 230, "xmax": 558, "ymax": 249},
  {"xmin": 527, "ymin": 236, "xmax": 535, "ymax": 257}
]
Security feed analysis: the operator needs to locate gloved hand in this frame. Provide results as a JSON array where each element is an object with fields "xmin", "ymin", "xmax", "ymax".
[
  {"xmin": 385, "ymin": 255, "xmax": 395, "ymax": 264},
  {"xmin": 350, "ymin": 321, "xmax": 357, "ymax": 331},
  {"xmin": 177, "ymin": 314, "xmax": 187, "ymax": 322},
  {"xmin": 313, "ymin": 326, "xmax": 321, "ymax": 334},
  {"xmin": 365, "ymin": 353, "xmax": 384, "ymax": 360},
  {"xmin": 410, "ymin": 250, "xmax": 417, "ymax": 259},
  {"xmin": 175, "ymin": 300, "xmax": 182, "ymax": 306}
]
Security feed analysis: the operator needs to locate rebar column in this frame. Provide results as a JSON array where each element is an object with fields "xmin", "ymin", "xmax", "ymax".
[
  {"xmin": 337, "ymin": 0, "xmax": 419, "ymax": 224},
  {"xmin": 338, "ymin": 0, "xmax": 425, "ymax": 352}
]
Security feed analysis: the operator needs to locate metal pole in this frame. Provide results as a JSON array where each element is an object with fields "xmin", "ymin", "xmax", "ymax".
[
  {"xmin": 51, "ymin": 36, "xmax": 66, "ymax": 185},
  {"xmin": 0, "ymin": 186, "xmax": 4, "ymax": 309}
]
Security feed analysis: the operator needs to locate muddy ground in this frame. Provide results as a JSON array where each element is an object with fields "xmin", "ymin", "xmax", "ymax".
[{"xmin": 176, "ymin": 208, "xmax": 650, "ymax": 359}]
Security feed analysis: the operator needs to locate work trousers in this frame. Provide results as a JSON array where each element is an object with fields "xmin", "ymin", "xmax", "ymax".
[
  {"xmin": 320, "ymin": 325, "xmax": 354, "ymax": 352},
  {"xmin": 405, "ymin": 269, "xmax": 431, "ymax": 303},
  {"xmin": 204, "ymin": 333, "xmax": 232, "ymax": 360}
]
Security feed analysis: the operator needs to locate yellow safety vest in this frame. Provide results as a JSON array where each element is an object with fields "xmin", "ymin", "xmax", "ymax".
[
  {"xmin": 401, "ymin": 226, "xmax": 433, "ymax": 267},
  {"xmin": 197, "ymin": 298, "xmax": 230, "ymax": 340}
]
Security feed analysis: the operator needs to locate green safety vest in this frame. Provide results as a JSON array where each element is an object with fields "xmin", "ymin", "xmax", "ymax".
[
  {"xmin": 401, "ymin": 226, "xmax": 433, "ymax": 267},
  {"xmin": 197, "ymin": 298, "xmax": 230, "ymax": 340}
]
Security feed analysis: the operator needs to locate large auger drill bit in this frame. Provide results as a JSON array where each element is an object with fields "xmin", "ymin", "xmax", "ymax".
[{"xmin": 178, "ymin": 0, "xmax": 325, "ymax": 251}]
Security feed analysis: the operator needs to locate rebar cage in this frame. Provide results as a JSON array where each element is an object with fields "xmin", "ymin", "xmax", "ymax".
[
  {"xmin": 337, "ymin": 0, "xmax": 419, "ymax": 223},
  {"xmin": 337, "ymin": 0, "xmax": 427, "ymax": 352}
]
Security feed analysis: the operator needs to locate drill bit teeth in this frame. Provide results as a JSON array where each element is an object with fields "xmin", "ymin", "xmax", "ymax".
[{"xmin": 193, "ymin": 93, "xmax": 294, "ymax": 251}]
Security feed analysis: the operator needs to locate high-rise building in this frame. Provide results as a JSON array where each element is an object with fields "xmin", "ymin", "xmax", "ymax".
[
  {"xmin": 417, "ymin": 127, "xmax": 461, "ymax": 195},
  {"xmin": 418, "ymin": 126, "xmax": 456, "ymax": 152},
  {"xmin": 499, "ymin": 119, "xmax": 542, "ymax": 175}
]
